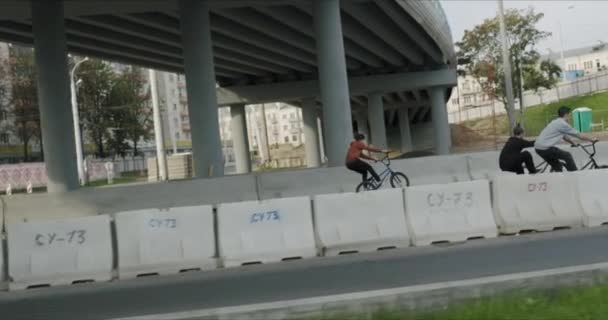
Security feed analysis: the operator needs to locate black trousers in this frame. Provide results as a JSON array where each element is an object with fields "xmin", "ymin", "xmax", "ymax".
[
  {"xmin": 500, "ymin": 151, "xmax": 536, "ymax": 174},
  {"xmin": 346, "ymin": 159, "xmax": 380, "ymax": 182},
  {"xmin": 536, "ymin": 147, "xmax": 577, "ymax": 172}
]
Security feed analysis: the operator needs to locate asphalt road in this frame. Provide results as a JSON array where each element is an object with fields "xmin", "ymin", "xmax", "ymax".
[{"xmin": 2, "ymin": 227, "xmax": 608, "ymax": 320}]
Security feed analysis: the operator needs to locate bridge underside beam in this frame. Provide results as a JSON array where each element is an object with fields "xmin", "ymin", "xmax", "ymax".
[{"xmin": 217, "ymin": 68, "xmax": 456, "ymax": 106}]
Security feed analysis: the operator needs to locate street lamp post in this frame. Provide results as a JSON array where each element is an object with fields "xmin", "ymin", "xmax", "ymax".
[
  {"xmin": 558, "ymin": 5, "xmax": 575, "ymax": 82},
  {"xmin": 70, "ymin": 57, "xmax": 88, "ymax": 186}
]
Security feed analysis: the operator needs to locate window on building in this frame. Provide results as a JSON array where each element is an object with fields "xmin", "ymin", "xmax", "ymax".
[
  {"xmin": 282, "ymin": 114, "xmax": 287, "ymax": 119},
  {"xmin": 452, "ymin": 98, "xmax": 458, "ymax": 105},
  {"xmin": 290, "ymin": 113, "xmax": 295, "ymax": 119},
  {"xmin": 464, "ymin": 96, "xmax": 472, "ymax": 105},
  {"xmin": 583, "ymin": 61, "xmax": 592, "ymax": 69},
  {"xmin": 284, "ymin": 136, "xmax": 289, "ymax": 143},
  {"xmin": 174, "ymin": 118, "xmax": 179, "ymax": 127},
  {"xmin": 173, "ymin": 104, "xmax": 177, "ymax": 111},
  {"xmin": 568, "ymin": 63, "xmax": 577, "ymax": 71},
  {"xmin": 175, "ymin": 132, "xmax": 180, "ymax": 140},
  {"xmin": 0, "ymin": 133, "xmax": 8, "ymax": 144},
  {"xmin": 292, "ymin": 135, "xmax": 297, "ymax": 142},
  {"xmin": 0, "ymin": 111, "xmax": 7, "ymax": 121},
  {"xmin": 291, "ymin": 124, "xmax": 296, "ymax": 129},
  {"xmin": 283, "ymin": 125, "xmax": 288, "ymax": 130}
]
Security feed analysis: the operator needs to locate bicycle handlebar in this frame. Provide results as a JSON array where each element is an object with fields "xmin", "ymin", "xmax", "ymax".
[
  {"xmin": 377, "ymin": 153, "xmax": 391, "ymax": 166},
  {"xmin": 574, "ymin": 140, "xmax": 599, "ymax": 157}
]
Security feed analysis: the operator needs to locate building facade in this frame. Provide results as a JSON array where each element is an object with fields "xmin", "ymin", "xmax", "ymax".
[{"xmin": 544, "ymin": 42, "xmax": 608, "ymax": 80}]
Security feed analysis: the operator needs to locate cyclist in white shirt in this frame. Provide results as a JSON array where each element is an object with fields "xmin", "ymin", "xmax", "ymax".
[{"xmin": 534, "ymin": 106, "xmax": 596, "ymax": 172}]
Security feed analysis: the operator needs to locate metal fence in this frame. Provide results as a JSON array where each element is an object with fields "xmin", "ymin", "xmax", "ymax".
[
  {"xmin": 449, "ymin": 71, "xmax": 608, "ymax": 124},
  {"xmin": 0, "ymin": 156, "xmax": 148, "ymax": 191},
  {"xmin": 449, "ymin": 71, "xmax": 608, "ymax": 153}
]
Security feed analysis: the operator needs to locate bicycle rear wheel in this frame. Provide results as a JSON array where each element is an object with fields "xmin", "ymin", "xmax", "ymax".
[
  {"xmin": 356, "ymin": 180, "xmax": 378, "ymax": 192},
  {"xmin": 390, "ymin": 172, "xmax": 410, "ymax": 188}
]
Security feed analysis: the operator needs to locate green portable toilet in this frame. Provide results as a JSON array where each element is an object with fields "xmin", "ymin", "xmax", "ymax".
[{"xmin": 573, "ymin": 107, "xmax": 593, "ymax": 132}]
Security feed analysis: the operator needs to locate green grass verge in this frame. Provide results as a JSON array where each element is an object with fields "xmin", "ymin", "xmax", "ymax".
[
  {"xmin": 463, "ymin": 90, "xmax": 608, "ymax": 136},
  {"xmin": 311, "ymin": 283, "xmax": 608, "ymax": 320}
]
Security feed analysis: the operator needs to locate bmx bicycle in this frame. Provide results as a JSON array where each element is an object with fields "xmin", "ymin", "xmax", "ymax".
[
  {"xmin": 535, "ymin": 140, "xmax": 608, "ymax": 173},
  {"xmin": 355, "ymin": 153, "xmax": 409, "ymax": 192}
]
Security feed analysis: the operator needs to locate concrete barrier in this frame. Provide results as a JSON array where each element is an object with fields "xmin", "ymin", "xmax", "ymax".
[
  {"xmin": 114, "ymin": 206, "xmax": 217, "ymax": 279},
  {"xmin": 217, "ymin": 197, "xmax": 316, "ymax": 267},
  {"xmin": 313, "ymin": 189, "xmax": 410, "ymax": 256},
  {"xmin": 575, "ymin": 169, "xmax": 608, "ymax": 227},
  {"xmin": 391, "ymin": 154, "xmax": 470, "ymax": 186},
  {"xmin": 7, "ymin": 215, "xmax": 113, "ymax": 290},
  {"xmin": 466, "ymin": 151, "xmax": 501, "ymax": 180},
  {"xmin": 257, "ymin": 167, "xmax": 360, "ymax": 200},
  {"xmin": 492, "ymin": 173, "xmax": 583, "ymax": 234},
  {"xmin": 3, "ymin": 174, "xmax": 258, "ymax": 224},
  {"xmin": 405, "ymin": 180, "xmax": 497, "ymax": 246}
]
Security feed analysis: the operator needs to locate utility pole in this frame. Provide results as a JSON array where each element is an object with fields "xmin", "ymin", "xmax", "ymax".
[
  {"xmin": 149, "ymin": 69, "xmax": 167, "ymax": 181},
  {"xmin": 70, "ymin": 56, "xmax": 88, "ymax": 185},
  {"xmin": 498, "ymin": 0, "xmax": 517, "ymax": 132}
]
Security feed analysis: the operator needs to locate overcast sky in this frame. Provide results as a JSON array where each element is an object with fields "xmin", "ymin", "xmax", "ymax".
[{"xmin": 440, "ymin": 0, "xmax": 608, "ymax": 53}]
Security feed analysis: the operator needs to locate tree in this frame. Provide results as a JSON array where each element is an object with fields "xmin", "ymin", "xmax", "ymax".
[
  {"xmin": 523, "ymin": 59, "xmax": 562, "ymax": 93},
  {"xmin": 76, "ymin": 59, "xmax": 114, "ymax": 158},
  {"xmin": 8, "ymin": 48, "xmax": 41, "ymax": 161},
  {"xmin": 107, "ymin": 67, "xmax": 152, "ymax": 157},
  {"xmin": 456, "ymin": 7, "xmax": 561, "ymax": 129}
]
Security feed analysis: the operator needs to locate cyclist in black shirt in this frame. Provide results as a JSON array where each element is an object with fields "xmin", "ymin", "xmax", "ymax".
[{"xmin": 499, "ymin": 125, "xmax": 537, "ymax": 174}]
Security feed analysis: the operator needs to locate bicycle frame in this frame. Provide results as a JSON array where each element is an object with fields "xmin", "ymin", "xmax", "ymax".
[
  {"xmin": 534, "ymin": 142, "xmax": 602, "ymax": 172},
  {"xmin": 578, "ymin": 142, "xmax": 600, "ymax": 170},
  {"xmin": 367, "ymin": 155, "xmax": 394, "ymax": 187}
]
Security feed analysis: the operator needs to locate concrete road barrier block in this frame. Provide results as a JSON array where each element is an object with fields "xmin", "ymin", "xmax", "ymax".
[
  {"xmin": 313, "ymin": 189, "xmax": 410, "ymax": 256},
  {"xmin": 391, "ymin": 154, "xmax": 470, "ymax": 186},
  {"xmin": 217, "ymin": 197, "xmax": 316, "ymax": 267},
  {"xmin": 114, "ymin": 205, "xmax": 217, "ymax": 279},
  {"xmin": 7, "ymin": 215, "xmax": 112, "ymax": 290},
  {"xmin": 405, "ymin": 180, "xmax": 497, "ymax": 246},
  {"xmin": 257, "ymin": 167, "xmax": 360, "ymax": 200},
  {"xmin": 492, "ymin": 173, "xmax": 583, "ymax": 234},
  {"xmin": 575, "ymin": 170, "xmax": 608, "ymax": 227}
]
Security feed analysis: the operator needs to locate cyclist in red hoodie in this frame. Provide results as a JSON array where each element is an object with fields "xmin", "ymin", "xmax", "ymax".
[{"xmin": 345, "ymin": 133, "xmax": 388, "ymax": 182}]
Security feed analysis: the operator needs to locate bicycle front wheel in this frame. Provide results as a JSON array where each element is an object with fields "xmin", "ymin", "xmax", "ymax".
[
  {"xmin": 356, "ymin": 180, "xmax": 378, "ymax": 192},
  {"xmin": 390, "ymin": 172, "xmax": 410, "ymax": 188}
]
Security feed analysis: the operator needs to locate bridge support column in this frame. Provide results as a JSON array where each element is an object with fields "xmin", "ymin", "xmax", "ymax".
[
  {"xmin": 398, "ymin": 108, "xmax": 413, "ymax": 153},
  {"xmin": 354, "ymin": 112, "xmax": 369, "ymax": 140},
  {"xmin": 430, "ymin": 87, "xmax": 451, "ymax": 155},
  {"xmin": 313, "ymin": 0, "xmax": 353, "ymax": 167},
  {"xmin": 302, "ymin": 98, "xmax": 321, "ymax": 168},
  {"xmin": 230, "ymin": 104, "xmax": 251, "ymax": 174},
  {"xmin": 179, "ymin": 0, "xmax": 223, "ymax": 177},
  {"xmin": 32, "ymin": 0, "xmax": 78, "ymax": 192},
  {"xmin": 368, "ymin": 92, "xmax": 387, "ymax": 148}
]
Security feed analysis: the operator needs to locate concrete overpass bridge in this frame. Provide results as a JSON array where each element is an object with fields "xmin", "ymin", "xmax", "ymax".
[{"xmin": 0, "ymin": 0, "xmax": 456, "ymax": 192}]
